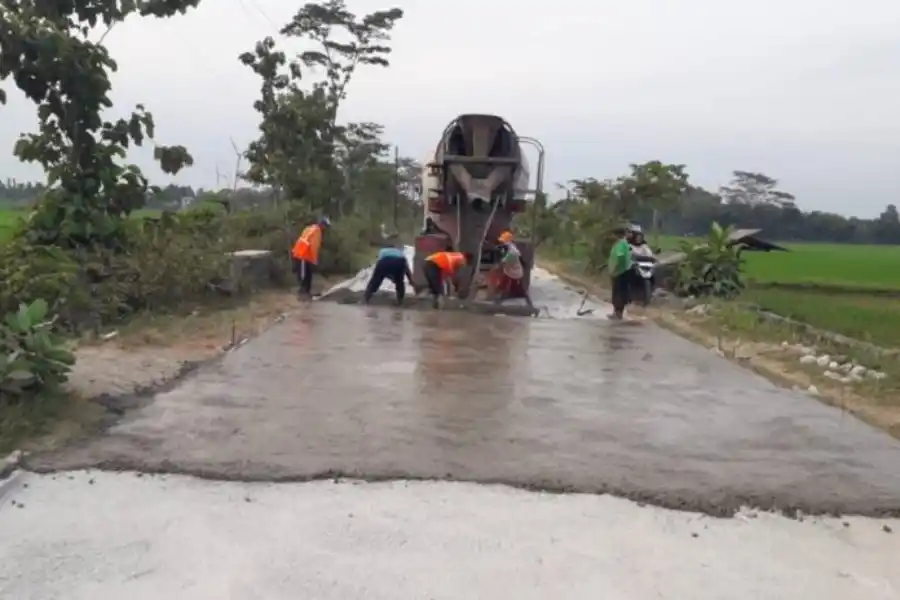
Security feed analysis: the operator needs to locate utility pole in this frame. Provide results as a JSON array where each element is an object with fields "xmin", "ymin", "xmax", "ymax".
[
  {"xmin": 393, "ymin": 145, "xmax": 400, "ymax": 232},
  {"xmin": 229, "ymin": 138, "xmax": 242, "ymax": 192}
]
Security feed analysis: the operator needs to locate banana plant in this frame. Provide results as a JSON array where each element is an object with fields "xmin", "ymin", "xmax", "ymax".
[
  {"xmin": 674, "ymin": 222, "xmax": 745, "ymax": 299},
  {"xmin": 1, "ymin": 299, "xmax": 76, "ymax": 400}
]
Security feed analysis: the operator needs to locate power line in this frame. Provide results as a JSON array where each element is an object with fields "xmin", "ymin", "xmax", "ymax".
[{"xmin": 238, "ymin": 0, "xmax": 278, "ymax": 30}]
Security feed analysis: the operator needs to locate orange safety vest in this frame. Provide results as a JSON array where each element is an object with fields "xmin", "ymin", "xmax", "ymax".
[
  {"xmin": 426, "ymin": 251, "xmax": 466, "ymax": 276},
  {"xmin": 292, "ymin": 224, "xmax": 322, "ymax": 264}
]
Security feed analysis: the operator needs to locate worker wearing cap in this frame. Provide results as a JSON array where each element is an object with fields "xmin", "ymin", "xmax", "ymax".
[
  {"xmin": 423, "ymin": 250, "xmax": 473, "ymax": 309},
  {"xmin": 291, "ymin": 216, "xmax": 330, "ymax": 297},
  {"xmin": 491, "ymin": 230, "xmax": 535, "ymax": 310}
]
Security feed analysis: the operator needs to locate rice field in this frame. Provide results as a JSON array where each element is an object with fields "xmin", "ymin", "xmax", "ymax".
[
  {"xmin": 657, "ymin": 235, "xmax": 900, "ymax": 291},
  {"xmin": 652, "ymin": 234, "xmax": 900, "ymax": 346},
  {"xmin": 0, "ymin": 207, "xmax": 24, "ymax": 242}
]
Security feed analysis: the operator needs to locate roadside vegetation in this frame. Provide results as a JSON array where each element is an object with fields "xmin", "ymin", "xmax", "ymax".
[{"xmin": 0, "ymin": 0, "xmax": 413, "ymax": 451}]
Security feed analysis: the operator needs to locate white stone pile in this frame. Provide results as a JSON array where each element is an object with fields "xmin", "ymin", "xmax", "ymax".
[{"xmin": 789, "ymin": 343, "xmax": 887, "ymax": 384}]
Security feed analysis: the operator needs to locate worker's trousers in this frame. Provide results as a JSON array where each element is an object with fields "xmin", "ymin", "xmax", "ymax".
[
  {"xmin": 364, "ymin": 256, "xmax": 407, "ymax": 303},
  {"xmin": 423, "ymin": 261, "xmax": 444, "ymax": 297},
  {"xmin": 293, "ymin": 258, "xmax": 314, "ymax": 294}
]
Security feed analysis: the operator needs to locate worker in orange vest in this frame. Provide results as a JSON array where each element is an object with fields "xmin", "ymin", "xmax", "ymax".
[
  {"xmin": 423, "ymin": 250, "xmax": 473, "ymax": 309},
  {"xmin": 291, "ymin": 216, "xmax": 330, "ymax": 297}
]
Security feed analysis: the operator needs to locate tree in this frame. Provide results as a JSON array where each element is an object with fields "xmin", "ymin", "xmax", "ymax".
[
  {"xmin": 872, "ymin": 204, "xmax": 900, "ymax": 244},
  {"xmin": 281, "ymin": 0, "xmax": 403, "ymax": 122},
  {"xmin": 619, "ymin": 161, "xmax": 689, "ymax": 214},
  {"xmin": 240, "ymin": 1, "xmax": 404, "ymax": 215},
  {"xmin": 334, "ymin": 121, "xmax": 390, "ymax": 217},
  {"xmin": 720, "ymin": 171, "xmax": 795, "ymax": 208},
  {"xmin": 646, "ymin": 186, "xmax": 900, "ymax": 245},
  {"xmin": 0, "ymin": 0, "xmax": 196, "ymax": 248}
]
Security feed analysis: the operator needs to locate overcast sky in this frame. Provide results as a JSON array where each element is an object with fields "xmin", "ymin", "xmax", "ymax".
[{"xmin": 1, "ymin": 0, "xmax": 898, "ymax": 217}]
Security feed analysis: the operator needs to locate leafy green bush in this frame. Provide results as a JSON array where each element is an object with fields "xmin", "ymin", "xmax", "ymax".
[
  {"xmin": 0, "ymin": 205, "xmax": 374, "ymax": 337},
  {"xmin": 221, "ymin": 205, "xmax": 373, "ymax": 276},
  {"xmin": 0, "ymin": 238, "xmax": 91, "ymax": 326},
  {"xmin": 1, "ymin": 299, "xmax": 75, "ymax": 400},
  {"xmin": 674, "ymin": 222, "xmax": 745, "ymax": 298}
]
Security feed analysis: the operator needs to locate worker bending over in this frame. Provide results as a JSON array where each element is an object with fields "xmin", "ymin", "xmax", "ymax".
[
  {"xmin": 423, "ymin": 250, "xmax": 473, "ymax": 309},
  {"xmin": 363, "ymin": 237, "xmax": 416, "ymax": 306},
  {"xmin": 291, "ymin": 216, "xmax": 330, "ymax": 297}
]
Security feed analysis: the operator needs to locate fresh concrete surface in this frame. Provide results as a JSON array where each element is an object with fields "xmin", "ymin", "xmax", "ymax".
[
  {"xmin": 1, "ymin": 470, "xmax": 898, "ymax": 600},
  {"xmin": 31, "ymin": 269, "xmax": 900, "ymax": 515}
]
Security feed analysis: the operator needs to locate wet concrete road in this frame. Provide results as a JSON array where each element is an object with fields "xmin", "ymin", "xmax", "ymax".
[{"xmin": 31, "ymin": 270, "xmax": 900, "ymax": 515}]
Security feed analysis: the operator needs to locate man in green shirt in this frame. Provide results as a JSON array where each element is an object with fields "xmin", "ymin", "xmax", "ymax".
[{"xmin": 608, "ymin": 225, "xmax": 633, "ymax": 320}]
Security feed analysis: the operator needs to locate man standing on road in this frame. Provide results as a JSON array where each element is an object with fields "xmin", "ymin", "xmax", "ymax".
[
  {"xmin": 608, "ymin": 225, "xmax": 633, "ymax": 320},
  {"xmin": 423, "ymin": 250, "xmax": 473, "ymax": 309},
  {"xmin": 363, "ymin": 236, "xmax": 416, "ymax": 306},
  {"xmin": 291, "ymin": 216, "xmax": 330, "ymax": 298}
]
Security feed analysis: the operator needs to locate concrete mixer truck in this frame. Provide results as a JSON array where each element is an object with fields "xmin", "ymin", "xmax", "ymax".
[{"xmin": 412, "ymin": 114, "xmax": 538, "ymax": 300}]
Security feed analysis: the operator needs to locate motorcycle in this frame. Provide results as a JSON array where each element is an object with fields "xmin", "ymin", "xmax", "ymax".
[{"xmin": 630, "ymin": 246, "xmax": 658, "ymax": 306}]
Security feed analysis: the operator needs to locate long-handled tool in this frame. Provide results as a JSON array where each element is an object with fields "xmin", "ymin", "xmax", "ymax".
[{"xmin": 575, "ymin": 290, "xmax": 594, "ymax": 316}]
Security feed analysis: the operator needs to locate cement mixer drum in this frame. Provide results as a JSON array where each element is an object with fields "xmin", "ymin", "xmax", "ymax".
[{"xmin": 414, "ymin": 114, "xmax": 537, "ymax": 300}]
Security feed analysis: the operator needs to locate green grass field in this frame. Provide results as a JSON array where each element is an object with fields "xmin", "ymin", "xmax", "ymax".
[
  {"xmin": 652, "ymin": 234, "xmax": 900, "ymax": 347},
  {"xmin": 741, "ymin": 288, "xmax": 900, "ymax": 348},
  {"xmin": 0, "ymin": 206, "xmax": 164, "ymax": 242},
  {"xmin": 657, "ymin": 235, "xmax": 900, "ymax": 291},
  {"xmin": 0, "ymin": 207, "xmax": 25, "ymax": 242}
]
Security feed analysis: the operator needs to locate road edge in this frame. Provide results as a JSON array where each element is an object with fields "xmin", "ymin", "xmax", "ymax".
[{"xmin": 538, "ymin": 259, "xmax": 900, "ymax": 440}]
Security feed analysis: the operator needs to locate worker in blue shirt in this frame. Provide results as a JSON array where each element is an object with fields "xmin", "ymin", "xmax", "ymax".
[{"xmin": 363, "ymin": 236, "xmax": 417, "ymax": 305}]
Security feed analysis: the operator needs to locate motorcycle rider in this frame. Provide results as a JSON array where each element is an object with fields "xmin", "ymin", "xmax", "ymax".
[
  {"xmin": 627, "ymin": 223, "xmax": 658, "ymax": 307},
  {"xmin": 629, "ymin": 224, "xmax": 655, "ymax": 258}
]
